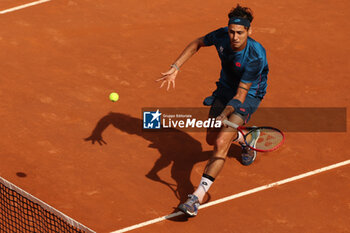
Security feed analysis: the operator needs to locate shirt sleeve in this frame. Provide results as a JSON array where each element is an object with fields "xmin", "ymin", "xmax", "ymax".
[
  {"xmin": 241, "ymin": 58, "xmax": 264, "ymax": 83},
  {"xmin": 203, "ymin": 28, "xmax": 222, "ymax": 46}
]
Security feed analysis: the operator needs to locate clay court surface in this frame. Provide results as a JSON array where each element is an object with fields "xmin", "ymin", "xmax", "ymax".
[{"xmin": 0, "ymin": 0, "xmax": 349, "ymax": 232}]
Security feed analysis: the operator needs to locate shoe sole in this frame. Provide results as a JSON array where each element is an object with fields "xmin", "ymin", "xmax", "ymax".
[
  {"xmin": 242, "ymin": 129, "xmax": 260, "ymax": 166},
  {"xmin": 250, "ymin": 128, "xmax": 260, "ymax": 148},
  {"xmin": 178, "ymin": 204, "xmax": 197, "ymax": 217}
]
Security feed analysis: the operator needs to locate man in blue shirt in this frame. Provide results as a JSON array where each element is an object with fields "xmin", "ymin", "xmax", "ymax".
[{"xmin": 157, "ymin": 4, "xmax": 269, "ymax": 217}]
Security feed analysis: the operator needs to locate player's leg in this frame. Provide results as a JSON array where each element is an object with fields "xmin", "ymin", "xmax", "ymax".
[
  {"xmin": 178, "ymin": 113, "xmax": 243, "ymax": 216},
  {"xmin": 204, "ymin": 113, "xmax": 244, "ymax": 177},
  {"xmin": 192, "ymin": 113, "xmax": 243, "ymax": 201}
]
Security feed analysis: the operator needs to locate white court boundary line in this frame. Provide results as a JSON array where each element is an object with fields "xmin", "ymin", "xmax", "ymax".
[
  {"xmin": 111, "ymin": 159, "xmax": 350, "ymax": 233},
  {"xmin": 0, "ymin": 0, "xmax": 51, "ymax": 14}
]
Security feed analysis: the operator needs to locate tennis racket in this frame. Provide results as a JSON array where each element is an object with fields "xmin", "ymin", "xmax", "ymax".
[{"xmin": 222, "ymin": 119, "xmax": 285, "ymax": 152}]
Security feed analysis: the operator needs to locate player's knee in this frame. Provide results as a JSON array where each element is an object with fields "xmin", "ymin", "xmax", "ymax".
[
  {"xmin": 215, "ymin": 137, "xmax": 229, "ymax": 150},
  {"xmin": 215, "ymin": 132, "xmax": 237, "ymax": 151}
]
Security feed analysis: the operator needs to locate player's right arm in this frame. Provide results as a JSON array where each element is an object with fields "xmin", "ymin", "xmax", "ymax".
[{"xmin": 157, "ymin": 37, "xmax": 206, "ymax": 91}]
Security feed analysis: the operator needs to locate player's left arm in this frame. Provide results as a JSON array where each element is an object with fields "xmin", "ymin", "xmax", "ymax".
[
  {"xmin": 232, "ymin": 82, "xmax": 252, "ymax": 103},
  {"xmin": 216, "ymin": 82, "xmax": 252, "ymax": 121}
]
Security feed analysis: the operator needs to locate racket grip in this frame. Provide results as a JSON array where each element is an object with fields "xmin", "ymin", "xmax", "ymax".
[{"xmin": 222, "ymin": 119, "xmax": 239, "ymax": 129}]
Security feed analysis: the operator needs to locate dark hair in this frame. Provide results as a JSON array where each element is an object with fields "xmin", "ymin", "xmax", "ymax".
[{"xmin": 228, "ymin": 4, "xmax": 254, "ymax": 23}]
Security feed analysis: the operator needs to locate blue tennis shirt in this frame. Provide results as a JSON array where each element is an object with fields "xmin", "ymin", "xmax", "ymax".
[{"xmin": 203, "ymin": 27, "xmax": 269, "ymax": 99}]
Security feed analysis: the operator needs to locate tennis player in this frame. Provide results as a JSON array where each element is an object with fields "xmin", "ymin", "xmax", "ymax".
[{"xmin": 157, "ymin": 4, "xmax": 269, "ymax": 217}]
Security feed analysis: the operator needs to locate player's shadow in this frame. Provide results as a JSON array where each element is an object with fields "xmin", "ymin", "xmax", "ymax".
[{"xmin": 84, "ymin": 112, "xmax": 242, "ymax": 214}]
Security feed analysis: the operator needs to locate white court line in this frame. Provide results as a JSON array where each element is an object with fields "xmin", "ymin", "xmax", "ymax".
[
  {"xmin": 111, "ymin": 159, "xmax": 350, "ymax": 233},
  {"xmin": 0, "ymin": 0, "xmax": 51, "ymax": 14}
]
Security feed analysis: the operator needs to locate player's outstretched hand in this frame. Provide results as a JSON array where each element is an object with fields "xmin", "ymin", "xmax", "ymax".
[{"xmin": 156, "ymin": 67, "xmax": 178, "ymax": 91}]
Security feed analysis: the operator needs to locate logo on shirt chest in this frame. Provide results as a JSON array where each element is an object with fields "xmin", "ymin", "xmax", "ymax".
[{"xmin": 219, "ymin": 46, "xmax": 224, "ymax": 54}]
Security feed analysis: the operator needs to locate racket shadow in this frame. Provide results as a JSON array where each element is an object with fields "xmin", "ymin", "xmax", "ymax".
[{"xmin": 84, "ymin": 112, "xmax": 212, "ymax": 206}]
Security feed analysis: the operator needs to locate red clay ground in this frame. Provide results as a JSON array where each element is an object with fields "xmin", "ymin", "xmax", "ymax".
[{"xmin": 0, "ymin": 0, "xmax": 349, "ymax": 232}]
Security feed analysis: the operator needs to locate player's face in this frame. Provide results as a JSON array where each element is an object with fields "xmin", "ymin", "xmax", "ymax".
[{"xmin": 228, "ymin": 24, "xmax": 251, "ymax": 51}]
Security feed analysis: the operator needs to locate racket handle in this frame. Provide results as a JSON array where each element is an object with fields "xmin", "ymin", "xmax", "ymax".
[{"xmin": 222, "ymin": 119, "xmax": 239, "ymax": 129}]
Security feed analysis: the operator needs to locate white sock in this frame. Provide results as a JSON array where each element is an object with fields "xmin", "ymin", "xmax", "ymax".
[
  {"xmin": 193, "ymin": 175, "xmax": 214, "ymax": 203},
  {"xmin": 233, "ymin": 131, "xmax": 244, "ymax": 144}
]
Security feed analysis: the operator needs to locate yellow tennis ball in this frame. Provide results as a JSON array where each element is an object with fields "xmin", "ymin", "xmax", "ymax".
[{"xmin": 109, "ymin": 92, "xmax": 119, "ymax": 102}]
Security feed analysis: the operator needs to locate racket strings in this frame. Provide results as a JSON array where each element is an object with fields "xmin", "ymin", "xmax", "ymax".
[{"xmin": 247, "ymin": 128, "xmax": 284, "ymax": 151}]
